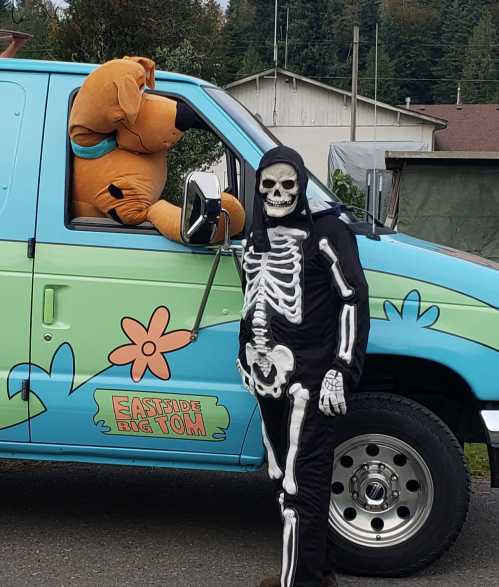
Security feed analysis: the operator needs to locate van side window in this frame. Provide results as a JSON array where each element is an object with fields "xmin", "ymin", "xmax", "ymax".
[
  {"xmin": 0, "ymin": 72, "xmax": 49, "ymax": 242},
  {"xmin": 69, "ymin": 94, "xmax": 241, "ymax": 234},
  {"xmin": 0, "ymin": 82, "xmax": 26, "ymax": 225}
]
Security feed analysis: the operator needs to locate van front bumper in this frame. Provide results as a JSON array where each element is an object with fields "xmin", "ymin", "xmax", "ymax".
[{"xmin": 480, "ymin": 410, "xmax": 499, "ymax": 488}]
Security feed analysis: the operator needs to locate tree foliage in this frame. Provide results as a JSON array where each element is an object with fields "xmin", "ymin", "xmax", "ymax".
[
  {"xmin": 0, "ymin": 1, "xmax": 59, "ymax": 59},
  {"xmin": 223, "ymin": 0, "xmax": 499, "ymax": 105},
  {"xmin": 432, "ymin": 0, "xmax": 487, "ymax": 102},
  {"xmin": 360, "ymin": 44, "xmax": 399, "ymax": 103},
  {"xmin": 4, "ymin": 0, "xmax": 499, "ymax": 106},
  {"xmin": 52, "ymin": 0, "xmax": 223, "ymax": 80},
  {"xmin": 153, "ymin": 40, "xmax": 224, "ymax": 203},
  {"xmin": 380, "ymin": 0, "xmax": 440, "ymax": 103},
  {"xmin": 461, "ymin": 7, "xmax": 498, "ymax": 103},
  {"xmin": 329, "ymin": 169, "xmax": 365, "ymax": 211}
]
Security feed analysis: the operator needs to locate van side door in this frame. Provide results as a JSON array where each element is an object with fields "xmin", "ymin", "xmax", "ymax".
[
  {"xmin": 0, "ymin": 70, "xmax": 48, "ymax": 442},
  {"xmin": 28, "ymin": 73, "xmax": 256, "ymax": 467}
]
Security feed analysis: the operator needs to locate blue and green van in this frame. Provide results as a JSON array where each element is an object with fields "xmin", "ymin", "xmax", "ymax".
[{"xmin": 0, "ymin": 58, "xmax": 498, "ymax": 578}]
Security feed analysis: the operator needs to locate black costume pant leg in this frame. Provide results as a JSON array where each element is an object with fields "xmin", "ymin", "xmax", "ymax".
[{"xmin": 257, "ymin": 385, "xmax": 336, "ymax": 587}]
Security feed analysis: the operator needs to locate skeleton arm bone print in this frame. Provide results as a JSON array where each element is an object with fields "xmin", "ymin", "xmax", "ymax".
[{"xmin": 318, "ymin": 217, "xmax": 370, "ymax": 415}]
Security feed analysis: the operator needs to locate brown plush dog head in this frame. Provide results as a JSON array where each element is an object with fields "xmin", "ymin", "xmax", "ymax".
[
  {"xmin": 69, "ymin": 56, "xmax": 156, "ymax": 146},
  {"xmin": 117, "ymin": 93, "xmax": 184, "ymax": 153}
]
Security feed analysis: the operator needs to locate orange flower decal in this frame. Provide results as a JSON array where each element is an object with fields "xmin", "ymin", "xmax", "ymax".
[{"xmin": 108, "ymin": 306, "xmax": 192, "ymax": 382}]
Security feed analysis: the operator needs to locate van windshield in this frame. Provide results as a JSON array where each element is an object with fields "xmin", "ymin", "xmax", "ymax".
[{"xmin": 204, "ymin": 86, "xmax": 340, "ymax": 205}]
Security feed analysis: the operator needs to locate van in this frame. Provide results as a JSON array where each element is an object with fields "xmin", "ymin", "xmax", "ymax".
[{"xmin": 0, "ymin": 58, "xmax": 498, "ymax": 577}]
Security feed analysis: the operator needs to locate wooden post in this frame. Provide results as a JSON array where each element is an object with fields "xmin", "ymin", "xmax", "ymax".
[{"xmin": 350, "ymin": 25, "xmax": 360, "ymax": 142}]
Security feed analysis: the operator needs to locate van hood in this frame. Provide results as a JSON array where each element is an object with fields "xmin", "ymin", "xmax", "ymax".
[{"xmin": 357, "ymin": 231, "xmax": 499, "ymax": 309}]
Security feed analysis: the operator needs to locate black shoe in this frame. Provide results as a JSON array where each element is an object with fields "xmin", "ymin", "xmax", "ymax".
[
  {"xmin": 323, "ymin": 573, "xmax": 339, "ymax": 587},
  {"xmin": 259, "ymin": 574, "xmax": 338, "ymax": 587}
]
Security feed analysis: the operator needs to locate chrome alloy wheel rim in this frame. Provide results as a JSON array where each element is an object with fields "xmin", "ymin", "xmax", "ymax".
[{"xmin": 329, "ymin": 434, "xmax": 434, "ymax": 547}]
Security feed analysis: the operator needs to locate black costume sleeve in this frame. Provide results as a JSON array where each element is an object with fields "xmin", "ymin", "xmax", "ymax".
[
  {"xmin": 319, "ymin": 219, "xmax": 370, "ymax": 393},
  {"xmin": 236, "ymin": 267, "xmax": 255, "ymax": 392},
  {"xmin": 238, "ymin": 317, "xmax": 250, "ymax": 367}
]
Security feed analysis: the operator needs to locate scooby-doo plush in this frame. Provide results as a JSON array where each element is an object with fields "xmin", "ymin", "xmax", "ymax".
[
  {"xmin": 69, "ymin": 56, "xmax": 156, "ymax": 147},
  {"xmin": 70, "ymin": 57, "xmax": 245, "ymax": 242}
]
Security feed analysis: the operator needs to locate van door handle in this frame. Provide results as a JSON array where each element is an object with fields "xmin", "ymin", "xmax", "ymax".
[{"xmin": 43, "ymin": 287, "xmax": 55, "ymax": 325}]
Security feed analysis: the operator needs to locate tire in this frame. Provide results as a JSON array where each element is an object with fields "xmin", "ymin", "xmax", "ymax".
[{"xmin": 328, "ymin": 392, "xmax": 471, "ymax": 577}]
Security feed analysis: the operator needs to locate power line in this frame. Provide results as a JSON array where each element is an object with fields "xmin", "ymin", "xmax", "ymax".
[{"xmin": 234, "ymin": 72, "xmax": 499, "ymax": 84}]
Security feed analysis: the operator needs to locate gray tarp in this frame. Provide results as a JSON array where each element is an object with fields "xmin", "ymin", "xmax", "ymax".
[
  {"xmin": 398, "ymin": 164, "xmax": 499, "ymax": 263},
  {"xmin": 328, "ymin": 141, "xmax": 427, "ymax": 221}
]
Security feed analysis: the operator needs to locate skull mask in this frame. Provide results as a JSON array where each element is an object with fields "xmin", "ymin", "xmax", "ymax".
[{"xmin": 259, "ymin": 162, "xmax": 299, "ymax": 218}]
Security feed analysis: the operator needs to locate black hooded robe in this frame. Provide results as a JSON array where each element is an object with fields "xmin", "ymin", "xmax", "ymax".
[{"xmin": 237, "ymin": 146, "xmax": 370, "ymax": 587}]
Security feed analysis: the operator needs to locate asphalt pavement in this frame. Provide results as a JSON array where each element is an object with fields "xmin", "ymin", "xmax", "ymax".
[{"xmin": 0, "ymin": 460, "xmax": 496, "ymax": 587}]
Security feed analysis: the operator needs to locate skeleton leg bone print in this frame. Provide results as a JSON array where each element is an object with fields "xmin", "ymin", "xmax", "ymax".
[
  {"xmin": 261, "ymin": 419, "xmax": 283, "ymax": 481},
  {"xmin": 282, "ymin": 506, "xmax": 299, "ymax": 587},
  {"xmin": 282, "ymin": 383, "xmax": 310, "ymax": 496}
]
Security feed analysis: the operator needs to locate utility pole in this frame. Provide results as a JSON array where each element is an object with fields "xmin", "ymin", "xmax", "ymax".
[
  {"xmin": 350, "ymin": 25, "xmax": 360, "ymax": 142},
  {"xmin": 273, "ymin": 0, "xmax": 279, "ymax": 126},
  {"xmin": 285, "ymin": 7, "xmax": 289, "ymax": 70},
  {"xmin": 273, "ymin": 0, "xmax": 278, "ymax": 68}
]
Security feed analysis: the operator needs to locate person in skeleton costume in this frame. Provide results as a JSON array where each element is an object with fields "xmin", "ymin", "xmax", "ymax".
[{"xmin": 237, "ymin": 146, "xmax": 370, "ymax": 587}]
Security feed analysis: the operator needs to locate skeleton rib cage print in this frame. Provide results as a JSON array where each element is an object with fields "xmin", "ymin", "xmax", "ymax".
[{"xmin": 242, "ymin": 226, "xmax": 308, "ymax": 398}]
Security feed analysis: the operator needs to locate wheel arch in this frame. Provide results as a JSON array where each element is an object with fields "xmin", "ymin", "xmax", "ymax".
[{"xmin": 357, "ymin": 354, "xmax": 486, "ymax": 444}]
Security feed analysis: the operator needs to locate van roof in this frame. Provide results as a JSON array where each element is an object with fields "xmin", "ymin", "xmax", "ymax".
[{"xmin": 0, "ymin": 57, "xmax": 213, "ymax": 86}]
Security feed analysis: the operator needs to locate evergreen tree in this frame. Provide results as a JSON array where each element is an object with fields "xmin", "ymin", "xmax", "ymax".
[
  {"xmin": 53, "ymin": 0, "xmax": 223, "ymax": 75},
  {"xmin": 432, "ymin": 0, "xmax": 487, "ymax": 103},
  {"xmin": 251, "ymin": 0, "xmax": 278, "ymax": 69},
  {"xmin": 381, "ymin": 0, "xmax": 439, "ymax": 104},
  {"xmin": 153, "ymin": 39, "xmax": 224, "ymax": 203},
  {"xmin": 360, "ymin": 44, "xmax": 399, "ymax": 103},
  {"xmin": 286, "ymin": 0, "xmax": 338, "ymax": 80},
  {"xmin": 358, "ymin": 0, "xmax": 382, "ymax": 70},
  {"xmin": 461, "ymin": 7, "xmax": 498, "ymax": 103},
  {"xmin": 327, "ymin": 0, "xmax": 382, "ymax": 91},
  {"xmin": 238, "ymin": 44, "xmax": 265, "ymax": 77},
  {"xmin": 0, "ymin": 0, "xmax": 9, "ymax": 29},
  {"xmin": 221, "ymin": 0, "xmax": 258, "ymax": 83}
]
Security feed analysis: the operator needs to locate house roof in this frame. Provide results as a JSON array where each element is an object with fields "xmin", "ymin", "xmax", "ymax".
[
  {"xmin": 385, "ymin": 150, "xmax": 499, "ymax": 170},
  {"xmin": 226, "ymin": 67, "xmax": 447, "ymax": 129},
  {"xmin": 411, "ymin": 104, "xmax": 499, "ymax": 150}
]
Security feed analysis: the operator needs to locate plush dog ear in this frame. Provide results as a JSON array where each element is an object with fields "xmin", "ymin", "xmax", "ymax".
[
  {"xmin": 114, "ymin": 75, "xmax": 142, "ymax": 125},
  {"xmin": 124, "ymin": 56, "xmax": 156, "ymax": 89}
]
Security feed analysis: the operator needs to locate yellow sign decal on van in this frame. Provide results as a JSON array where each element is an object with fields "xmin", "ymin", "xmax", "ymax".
[{"xmin": 94, "ymin": 390, "xmax": 230, "ymax": 441}]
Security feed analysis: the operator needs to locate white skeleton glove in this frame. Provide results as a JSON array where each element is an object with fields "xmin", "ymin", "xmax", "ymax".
[
  {"xmin": 319, "ymin": 369, "xmax": 347, "ymax": 416},
  {"xmin": 236, "ymin": 358, "xmax": 255, "ymax": 396}
]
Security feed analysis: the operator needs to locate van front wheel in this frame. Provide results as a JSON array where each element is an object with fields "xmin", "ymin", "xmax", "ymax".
[{"xmin": 328, "ymin": 393, "xmax": 470, "ymax": 577}]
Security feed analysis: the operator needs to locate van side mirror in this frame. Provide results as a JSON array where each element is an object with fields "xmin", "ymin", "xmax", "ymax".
[
  {"xmin": 181, "ymin": 172, "xmax": 242, "ymax": 341},
  {"xmin": 181, "ymin": 172, "xmax": 222, "ymax": 245}
]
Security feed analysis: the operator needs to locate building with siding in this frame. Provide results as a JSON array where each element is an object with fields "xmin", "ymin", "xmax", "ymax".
[{"xmin": 226, "ymin": 68, "xmax": 447, "ymax": 181}]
